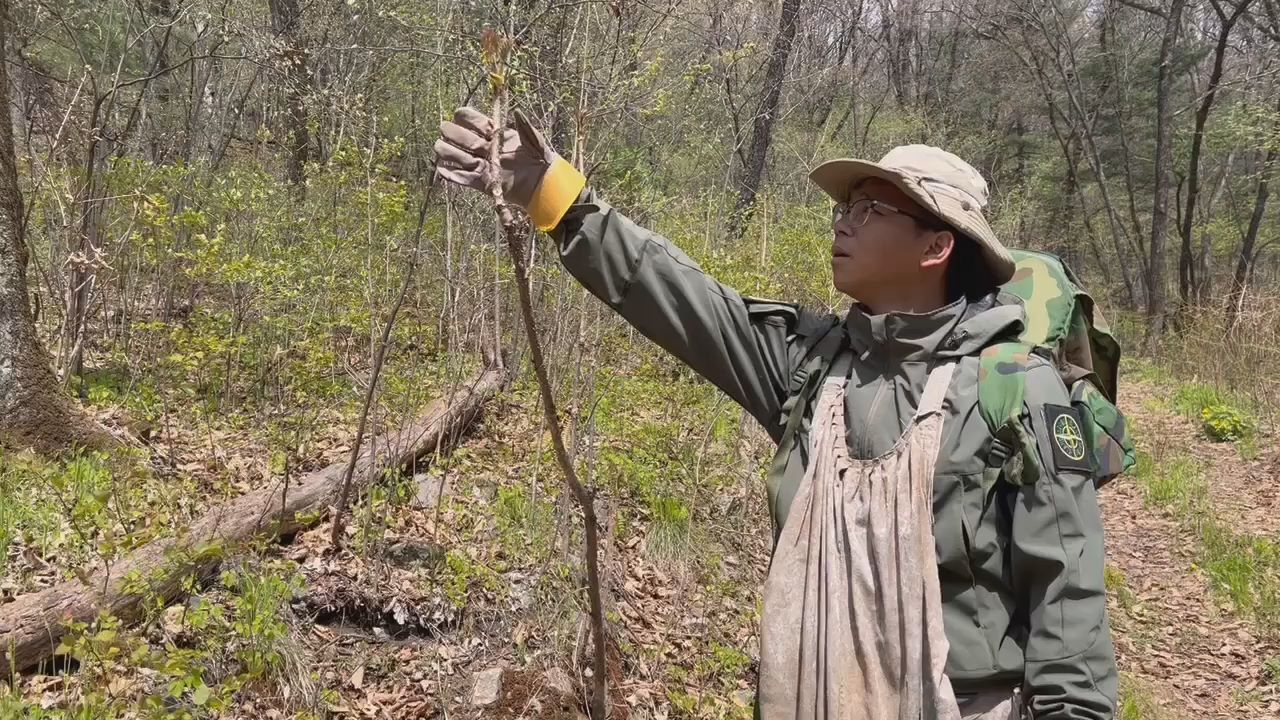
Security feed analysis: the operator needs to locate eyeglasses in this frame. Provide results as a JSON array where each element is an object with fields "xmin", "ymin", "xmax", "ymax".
[{"xmin": 832, "ymin": 197, "xmax": 935, "ymax": 228}]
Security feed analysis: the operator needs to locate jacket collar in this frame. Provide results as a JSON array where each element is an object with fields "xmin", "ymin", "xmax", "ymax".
[{"xmin": 843, "ymin": 291, "xmax": 1025, "ymax": 363}]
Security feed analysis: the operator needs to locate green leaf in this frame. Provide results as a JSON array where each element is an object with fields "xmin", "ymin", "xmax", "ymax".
[
  {"xmin": 269, "ymin": 450, "xmax": 287, "ymax": 475},
  {"xmin": 192, "ymin": 682, "xmax": 211, "ymax": 706}
]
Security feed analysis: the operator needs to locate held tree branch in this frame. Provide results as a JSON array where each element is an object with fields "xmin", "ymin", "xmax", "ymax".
[{"xmin": 480, "ymin": 27, "xmax": 610, "ymax": 720}]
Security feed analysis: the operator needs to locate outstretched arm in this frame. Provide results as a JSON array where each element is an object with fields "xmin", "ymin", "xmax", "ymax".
[{"xmin": 435, "ymin": 107, "xmax": 812, "ymax": 431}]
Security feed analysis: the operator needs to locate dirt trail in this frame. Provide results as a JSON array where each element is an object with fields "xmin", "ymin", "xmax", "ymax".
[{"xmin": 1104, "ymin": 378, "xmax": 1280, "ymax": 719}]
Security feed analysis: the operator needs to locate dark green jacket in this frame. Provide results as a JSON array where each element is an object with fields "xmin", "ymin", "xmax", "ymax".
[{"xmin": 550, "ymin": 190, "xmax": 1117, "ymax": 720}]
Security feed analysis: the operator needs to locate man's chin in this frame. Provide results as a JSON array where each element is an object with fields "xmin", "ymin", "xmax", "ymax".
[{"xmin": 831, "ymin": 279, "xmax": 859, "ymax": 299}]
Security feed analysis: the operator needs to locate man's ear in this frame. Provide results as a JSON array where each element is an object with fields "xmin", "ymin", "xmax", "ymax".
[{"xmin": 920, "ymin": 230, "xmax": 955, "ymax": 270}]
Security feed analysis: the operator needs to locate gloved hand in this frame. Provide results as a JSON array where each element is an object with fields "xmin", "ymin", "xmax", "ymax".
[{"xmin": 433, "ymin": 107, "xmax": 585, "ymax": 231}]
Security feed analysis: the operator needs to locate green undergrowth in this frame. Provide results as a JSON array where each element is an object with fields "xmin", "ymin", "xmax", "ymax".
[
  {"xmin": 586, "ymin": 355, "xmax": 768, "ymax": 566},
  {"xmin": 1265, "ymin": 656, "xmax": 1280, "ymax": 684},
  {"xmin": 440, "ymin": 360, "xmax": 718, "ymax": 563},
  {"xmin": 1105, "ymin": 564, "xmax": 1138, "ymax": 613},
  {"xmin": 0, "ymin": 449, "xmax": 196, "ymax": 593},
  {"xmin": 494, "ymin": 484, "xmax": 557, "ymax": 561},
  {"xmin": 666, "ymin": 641, "xmax": 755, "ymax": 719},
  {"xmin": 1124, "ymin": 358, "xmax": 1263, "ymax": 458},
  {"xmin": 663, "ymin": 199, "xmax": 844, "ymax": 311},
  {"xmin": 1132, "ymin": 450, "xmax": 1280, "ymax": 635},
  {"xmin": 1124, "ymin": 362, "xmax": 1277, "ymax": 639},
  {"xmin": 451, "ymin": 343, "xmax": 771, "ymax": 575},
  {"xmin": 1171, "ymin": 384, "xmax": 1257, "ymax": 447},
  {"xmin": 34, "ymin": 154, "xmax": 472, "ymax": 504},
  {"xmin": 1117, "ymin": 672, "xmax": 1181, "ymax": 720},
  {"xmin": 0, "ymin": 559, "xmax": 320, "ymax": 720},
  {"xmin": 38, "ymin": 152, "xmax": 457, "ymax": 420},
  {"xmin": 588, "ymin": 357, "xmax": 771, "ymax": 714},
  {"xmin": 438, "ymin": 332, "xmax": 774, "ymax": 716}
]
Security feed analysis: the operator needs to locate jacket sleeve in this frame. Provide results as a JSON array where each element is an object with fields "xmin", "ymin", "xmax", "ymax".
[
  {"xmin": 1010, "ymin": 361, "xmax": 1119, "ymax": 720},
  {"xmin": 547, "ymin": 189, "xmax": 802, "ymax": 431}
]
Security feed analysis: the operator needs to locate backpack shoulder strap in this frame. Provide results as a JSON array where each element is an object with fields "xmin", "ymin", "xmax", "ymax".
[
  {"xmin": 765, "ymin": 315, "xmax": 843, "ymax": 539},
  {"xmin": 977, "ymin": 341, "xmax": 1031, "ymax": 434},
  {"xmin": 777, "ymin": 316, "xmax": 843, "ymax": 435},
  {"xmin": 978, "ymin": 341, "xmax": 1039, "ymax": 486}
]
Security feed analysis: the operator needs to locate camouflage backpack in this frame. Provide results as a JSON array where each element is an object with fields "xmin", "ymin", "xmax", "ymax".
[
  {"xmin": 773, "ymin": 249, "xmax": 1135, "ymax": 490},
  {"xmin": 977, "ymin": 249, "xmax": 1135, "ymax": 487}
]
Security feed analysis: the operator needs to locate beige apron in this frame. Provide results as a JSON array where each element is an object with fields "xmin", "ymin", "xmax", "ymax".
[{"xmin": 758, "ymin": 363, "xmax": 1023, "ymax": 720}]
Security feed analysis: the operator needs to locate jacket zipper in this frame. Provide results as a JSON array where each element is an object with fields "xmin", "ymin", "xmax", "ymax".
[{"xmin": 860, "ymin": 371, "xmax": 890, "ymax": 458}]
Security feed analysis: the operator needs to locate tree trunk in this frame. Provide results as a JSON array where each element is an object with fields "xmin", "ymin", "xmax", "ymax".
[
  {"xmin": 1146, "ymin": 0, "xmax": 1187, "ymax": 337},
  {"xmin": 0, "ymin": 365, "xmax": 509, "ymax": 676},
  {"xmin": 0, "ymin": 6, "xmax": 114, "ymax": 454},
  {"xmin": 1105, "ymin": 5, "xmax": 1147, "ymax": 261},
  {"xmin": 1196, "ymin": 228, "xmax": 1213, "ymax": 301},
  {"xmin": 1179, "ymin": 0, "xmax": 1252, "ymax": 304},
  {"xmin": 1009, "ymin": 35, "xmax": 1128, "ymax": 296},
  {"xmin": 727, "ymin": 0, "xmax": 802, "ymax": 240},
  {"xmin": 1023, "ymin": 3, "xmax": 1142, "ymax": 306},
  {"xmin": 1065, "ymin": 134, "xmax": 1112, "ymax": 280},
  {"xmin": 810, "ymin": 11, "xmax": 859, "ymax": 133},
  {"xmin": 64, "ymin": 104, "xmax": 106, "ymax": 387},
  {"xmin": 883, "ymin": 0, "xmax": 913, "ymax": 108},
  {"xmin": 268, "ymin": 0, "xmax": 311, "ymax": 190},
  {"xmin": 1225, "ymin": 104, "xmax": 1280, "ymax": 327},
  {"xmin": 145, "ymin": 0, "xmax": 175, "ymax": 164}
]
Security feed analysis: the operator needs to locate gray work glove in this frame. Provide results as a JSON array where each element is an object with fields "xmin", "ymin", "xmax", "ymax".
[
  {"xmin": 434, "ymin": 106, "xmax": 585, "ymax": 230},
  {"xmin": 433, "ymin": 107, "xmax": 555, "ymax": 207}
]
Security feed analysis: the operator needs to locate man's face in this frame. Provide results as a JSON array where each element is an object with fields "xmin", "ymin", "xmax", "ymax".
[{"xmin": 830, "ymin": 178, "xmax": 939, "ymax": 302}]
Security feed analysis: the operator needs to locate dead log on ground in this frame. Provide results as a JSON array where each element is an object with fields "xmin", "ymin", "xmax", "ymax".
[{"xmin": 0, "ymin": 364, "xmax": 509, "ymax": 676}]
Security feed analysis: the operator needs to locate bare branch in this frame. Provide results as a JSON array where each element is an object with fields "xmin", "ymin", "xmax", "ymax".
[{"xmin": 1114, "ymin": 0, "xmax": 1167, "ymax": 17}]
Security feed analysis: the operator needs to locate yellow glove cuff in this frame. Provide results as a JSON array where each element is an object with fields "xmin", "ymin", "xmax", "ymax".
[{"xmin": 527, "ymin": 156, "xmax": 586, "ymax": 231}]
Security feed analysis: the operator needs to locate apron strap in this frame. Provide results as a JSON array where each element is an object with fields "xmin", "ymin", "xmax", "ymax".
[{"xmin": 913, "ymin": 362, "xmax": 957, "ymax": 422}]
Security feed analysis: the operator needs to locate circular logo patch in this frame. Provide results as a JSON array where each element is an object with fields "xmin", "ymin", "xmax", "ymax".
[{"xmin": 1053, "ymin": 414, "xmax": 1086, "ymax": 462}]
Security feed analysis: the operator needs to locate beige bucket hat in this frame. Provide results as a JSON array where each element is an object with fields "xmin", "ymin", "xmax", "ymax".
[{"xmin": 809, "ymin": 145, "xmax": 1015, "ymax": 283}]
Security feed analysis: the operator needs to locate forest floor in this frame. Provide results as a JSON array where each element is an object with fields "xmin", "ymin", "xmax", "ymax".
[
  {"xmin": 3, "ymin": 358, "xmax": 1279, "ymax": 720},
  {"xmin": 1100, "ymin": 365, "xmax": 1280, "ymax": 720}
]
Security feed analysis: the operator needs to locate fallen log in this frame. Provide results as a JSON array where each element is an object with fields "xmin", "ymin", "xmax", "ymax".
[{"xmin": 0, "ymin": 365, "xmax": 509, "ymax": 676}]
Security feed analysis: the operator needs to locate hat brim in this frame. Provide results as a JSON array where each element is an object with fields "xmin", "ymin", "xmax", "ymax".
[
  {"xmin": 809, "ymin": 158, "xmax": 1016, "ymax": 284},
  {"xmin": 809, "ymin": 158, "xmax": 905, "ymax": 204}
]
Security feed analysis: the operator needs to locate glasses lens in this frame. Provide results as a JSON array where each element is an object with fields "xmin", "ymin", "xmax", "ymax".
[
  {"xmin": 850, "ymin": 198, "xmax": 872, "ymax": 226},
  {"xmin": 833, "ymin": 198, "xmax": 878, "ymax": 226}
]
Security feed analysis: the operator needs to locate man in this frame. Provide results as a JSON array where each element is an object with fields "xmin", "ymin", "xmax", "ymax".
[{"xmin": 434, "ymin": 107, "xmax": 1117, "ymax": 720}]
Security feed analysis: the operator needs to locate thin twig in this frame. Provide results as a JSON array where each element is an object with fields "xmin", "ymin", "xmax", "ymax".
[
  {"xmin": 329, "ymin": 180, "xmax": 439, "ymax": 547},
  {"xmin": 480, "ymin": 27, "xmax": 610, "ymax": 720}
]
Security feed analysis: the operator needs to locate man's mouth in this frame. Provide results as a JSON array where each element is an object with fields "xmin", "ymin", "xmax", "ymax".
[{"xmin": 832, "ymin": 246, "xmax": 851, "ymax": 259}]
